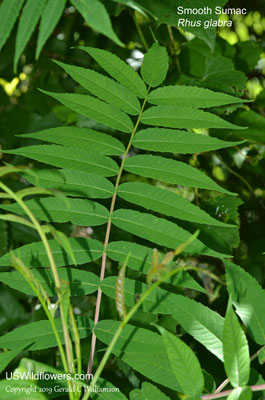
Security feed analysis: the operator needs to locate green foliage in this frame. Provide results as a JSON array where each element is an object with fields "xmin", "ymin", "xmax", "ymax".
[{"xmin": 1, "ymin": 2, "xmax": 265, "ymax": 399}]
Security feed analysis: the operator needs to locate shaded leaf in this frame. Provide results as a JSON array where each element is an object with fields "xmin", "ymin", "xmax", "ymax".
[
  {"xmin": 0, "ymin": 238, "xmax": 103, "ymax": 269},
  {"xmin": 14, "ymin": 0, "xmax": 46, "ymax": 72},
  {"xmin": 106, "ymin": 241, "xmax": 207, "ymax": 293},
  {"xmin": 36, "ymin": 0, "xmax": 66, "ymax": 59},
  {"xmin": 0, "ymin": 0, "xmax": 24, "ymax": 52},
  {"xmin": 130, "ymin": 382, "xmax": 170, "ymax": 400},
  {"xmin": 0, "ymin": 268, "xmax": 100, "ymax": 296},
  {"xmin": 0, "ymin": 317, "xmax": 92, "ymax": 350},
  {"xmin": 0, "ymin": 345, "xmax": 25, "ymax": 374},
  {"xmin": 70, "ymin": 0, "xmax": 124, "ymax": 47},
  {"xmin": 111, "ymin": 209, "xmax": 228, "ymax": 258}
]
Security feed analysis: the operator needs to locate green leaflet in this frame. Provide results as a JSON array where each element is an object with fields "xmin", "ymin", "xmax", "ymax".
[
  {"xmin": 0, "ymin": 317, "xmax": 92, "ymax": 350},
  {"xmin": 0, "ymin": 238, "xmax": 103, "ymax": 268},
  {"xmin": 111, "ymin": 209, "xmax": 229, "ymax": 258},
  {"xmin": 90, "ymin": 378, "xmax": 127, "ymax": 400},
  {"xmin": 117, "ymin": 182, "xmax": 233, "ymax": 227},
  {"xmin": 40, "ymin": 90, "xmax": 133, "ymax": 133},
  {"xmin": 54, "ymin": 60, "xmax": 140, "ymax": 115},
  {"xmin": 130, "ymin": 382, "xmax": 170, "ymax": 400},
  {"xmin": 36, "ymin": 0, "xmax": 66, "ymax": 59},
  {"xmin": 141, "ymin": 43, "xmax": 169, "ymax": 87},
  {"xmin": 0, "ymin": 197, "xmax": 109, "ymax": 227},
  {"xmin": 223, "ymin": 302, "xmax": 250, "ymax": 388},
  {"xmin": 0, "ymin": 0, "xmax": 24, "ymax": 52},
  {"xmin": 14, "ymin": 0, "xmax": 46, "ymax": 72},
  {"xmin": 0, "ymin": 268, "xmax": 100, "ymax": 297},
  {"xmin": 106, "ymin": 241, "xmax": 207, "ymax": 293},
  {"xmin": 141, "ymin": 105, "xmax": 246, "ymax": 130},
  {"xmin": 124, "ymin": 155, "xmax": 235, "ymax": 195},
  {"xmin": 5, "ymin": 145, "xmax": 119, "ymax": 177},
  {"xmin": 100, "ymin": 275, "xmax": 223, "ymax": 359},
  {"xmin": 225, "ymin": 261, "xmax": 265, "ymax": 345},
  {"xmin": 157, "ymin": 326, "xmax": 204, "ymax": 398},
  {"xmin": 0, "ymin": 345, "xmax": 25, "ymax": 374},
  {"xmin": 24, "ymin": 169, "xmax": 114, "ymax": 199},
  {"xmin": 133, "ymin": 128, "xmax": 244, "ymax": 154},
  {"xmin": 0, "ymin": 221, "xmax": 7, "ymax": 255},
  {"xmin": 101, "ymin": 276, "xmax": 204, "ymax": 314},
  {"xmin": 78, "ymin": 46, "xmax": 147, "ymax": 98},
  {"xmin": 19, "ymin": 126, "xmax": 125, "ymax": 156},
  {"xmin": 70, "ymin": 0, "xmax": 123, "ymax": 47},
  {"xmin": 227, "ymin": 387, "xmax": 252, "ymax": 400},
  {"xmin": 95, "ymin": 319, "xmax": 183, "ymax": 392},
  {"xmin": 148, "ymin": 85, "xmax": 249, "ymax": 108}
]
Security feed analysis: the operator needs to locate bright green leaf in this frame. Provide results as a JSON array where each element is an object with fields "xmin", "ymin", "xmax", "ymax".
[
  {"xmin": 223, "ymin": 302, "xmax": 250, "ymax": 387},
  {"xmin": 227, "ymin": 387, "xmax": 252, "ymax": 400},
  {"xmin": 130, "ymin": 382, "xmax": 170, "ymax": 400},
  {"xmin": 157, "ymin": 326, "xmax": 204, "ymax": 398}
]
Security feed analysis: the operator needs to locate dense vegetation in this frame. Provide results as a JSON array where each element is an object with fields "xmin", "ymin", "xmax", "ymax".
[{"xmin": 0, "ymin": 0, "xmax": 265, "ymax": 399}]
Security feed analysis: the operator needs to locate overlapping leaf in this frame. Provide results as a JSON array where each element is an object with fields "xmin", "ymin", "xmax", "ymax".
[
  {"xmin": 70, "ymin": 0, "xmax": 123, "ymax": 47},
  {"xmin": 36, "ymin": 0, "xmax": 66, "ymax": 59},
  {"xmin": 106, "ymin": 241, "xmax": 206, "ymax": 293},
  {"xmin": 0, "ymin": 238, "xmax": 103, "ymax": 269},
  {"xmin": 54, "ymin": 60, "xmax": 140, "ymax": 115},
  {"xmin": 40, "ymin": 90, "xmax": 133, "ymax": 133},
  {"xmin": 19, "ymin": 127, "xmax": 125, "ymax": 155},
  {"xmin": 225, "ymin": 261, "xmax": 265, "ymax": 345},
  {"xmin": 112, "ymin": 209, "xmax": 228, "ymax": 258},
  {"xmin": 130, "ymin": 382, "xmax": 170, "ymax": 400},
  {"xmin": 124, "ymin": 155, "xmax": 235, "ymax": 195},
  {"xmin": 0, "ymin": 197, "xmax": 109, "ymax": 227},
  {"xmin": 0, "ymin": 268, "xmax": 100, "ymax": 296},
  {"xmin": 14, "ymin": 0, "xmax": 46, "ymax": 72},
  {"xmin": 0, "ymin": 317, "xmax": 92, "ymax": 350},
  {"xmin": 78, "ymin": 46, "xmax": 147, "ymax": 98},
  {"xmin": 5, "ymin": 145, "xmax": 119, "ymax": 177}
]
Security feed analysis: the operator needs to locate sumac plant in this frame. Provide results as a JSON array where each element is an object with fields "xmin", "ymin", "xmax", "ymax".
[{"xmin": 0, "ymin": 43, "xmax": 265, "ymax": 400}]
